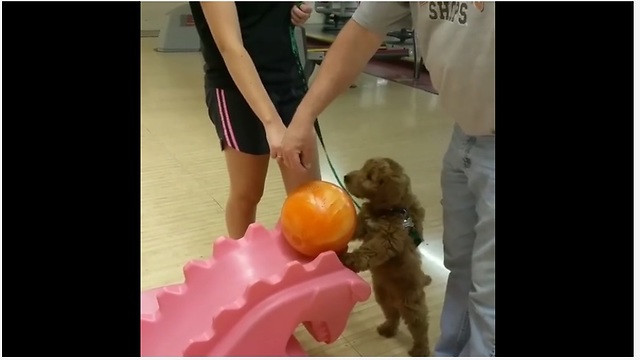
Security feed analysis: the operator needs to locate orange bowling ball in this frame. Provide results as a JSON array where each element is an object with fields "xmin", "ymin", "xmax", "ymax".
[{"xmin": 281, "ymin": 180, "xmax": 357, "ymax": 257}]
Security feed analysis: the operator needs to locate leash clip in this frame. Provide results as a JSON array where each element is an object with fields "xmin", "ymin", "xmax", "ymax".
[{"xmin": 399, "ymin": 209, "xmax": 414, "ymax": 229}]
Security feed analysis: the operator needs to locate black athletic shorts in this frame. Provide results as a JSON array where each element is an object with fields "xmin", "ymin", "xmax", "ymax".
[{"xmin": 204, "ymin": 83, "xmax": 308, "ymax": 155}]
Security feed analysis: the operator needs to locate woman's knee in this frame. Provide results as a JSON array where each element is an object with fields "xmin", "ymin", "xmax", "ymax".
[
  {"xmin": 224, "ymin": 148, "xmax": 270, "ymax": 208},
  {"xmin": 228, "ymin": 185, "xmax": 264, "ymax": 208}
]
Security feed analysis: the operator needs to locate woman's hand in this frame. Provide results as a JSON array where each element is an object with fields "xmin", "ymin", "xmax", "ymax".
[
  {"xmin": 265, "ymin": 121, "xmax": 288, "ymax": 160},
  {"xmin": 291, "ymin": 2, "xmax": 313, "ymax": 26}
]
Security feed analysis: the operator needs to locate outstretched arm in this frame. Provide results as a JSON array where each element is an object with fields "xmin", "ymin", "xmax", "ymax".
[
  {"xmin": 282, "ymin": 2, "xmax": 412, "ymax": 171},
  {"xmin": 292, "ymin": 2, "xmax": 412, "ymax": 127}
]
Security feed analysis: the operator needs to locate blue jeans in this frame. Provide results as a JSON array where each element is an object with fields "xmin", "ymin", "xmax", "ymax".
[{"xmin": 434, "ymin": 125, "xmax": 495, "ymax": 357}]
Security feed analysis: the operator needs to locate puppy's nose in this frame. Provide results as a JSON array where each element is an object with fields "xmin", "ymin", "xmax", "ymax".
[{"xmin": 343, "ymin": 174, "xmax": 351, "ymax": 182}]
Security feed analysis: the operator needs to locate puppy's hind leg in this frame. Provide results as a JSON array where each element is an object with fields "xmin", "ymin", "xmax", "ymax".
[
  {"xmin": 374, "ymin": 285, "xmax": 400, "ymax": 337},
  {"xmin": 400, "ymin": 295, "xmax": 430, "ymax": 357}
]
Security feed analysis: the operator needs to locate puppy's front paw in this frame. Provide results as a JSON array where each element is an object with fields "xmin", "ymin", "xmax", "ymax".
[
  {"xmin": 338, "ymin": 252, "xmax": 358, "ymax": 272},
  {"xmin": 376, "ymin": 321, "xmax": 398, "ymax": 338},
  {"xmin": 408, "ymin": 344, "xmax": 430, "ymax": 357}
]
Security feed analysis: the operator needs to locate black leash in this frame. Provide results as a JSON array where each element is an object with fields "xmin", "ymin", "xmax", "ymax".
[{"xmin": 313, "ymin": 121, "xmax": 361, "ymax": 209}]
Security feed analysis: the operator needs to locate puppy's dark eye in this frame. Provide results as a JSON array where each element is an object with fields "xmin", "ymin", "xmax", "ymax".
[{"xmin": 366, "ymin": 173, "xmax": 373, "ymax": 181}]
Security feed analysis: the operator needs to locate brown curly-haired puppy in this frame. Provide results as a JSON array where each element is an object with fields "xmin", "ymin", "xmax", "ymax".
[{"xmin": 340, "ymin": 157, "xmax": 432, "ymax": 357}]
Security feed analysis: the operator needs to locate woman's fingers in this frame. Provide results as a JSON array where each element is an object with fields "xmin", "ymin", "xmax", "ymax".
[{"xmin": 291, "ymin": 4, "xmax": 311, "ymax": 25}]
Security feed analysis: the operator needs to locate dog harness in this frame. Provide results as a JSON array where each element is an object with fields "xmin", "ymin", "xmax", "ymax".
[{"xmin": 384, "ymin": 208, "xmax": 425, "ymax": 248}]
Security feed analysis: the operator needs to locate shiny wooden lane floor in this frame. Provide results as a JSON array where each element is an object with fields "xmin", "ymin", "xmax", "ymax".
[{"xmin": 141, "ymin": 37, "xmax": 452, "ymax": 356}]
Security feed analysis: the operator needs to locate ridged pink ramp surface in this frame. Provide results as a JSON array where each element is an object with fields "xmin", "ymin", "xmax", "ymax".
[{"xmin": 140, "ymin": 223, "xmax": 371, "ymax": 357}]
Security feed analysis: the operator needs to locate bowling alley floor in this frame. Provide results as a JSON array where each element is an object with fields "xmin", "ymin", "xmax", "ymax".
[{"xmin": 141, "ymin": 37, "xmax": 453, "ymax": 356}]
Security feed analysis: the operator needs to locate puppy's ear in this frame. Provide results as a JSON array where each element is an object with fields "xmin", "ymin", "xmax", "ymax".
[
  {"xmin": 378, "ymin": 161, "xmax": 406, "ymax": 188},
  {"xmin": 384, "ymin": 173, "xmax": 408, "ymax": 191},
  {"xmin": 377, "ymin": 172, "xmax": 409, "ymax": 205}
]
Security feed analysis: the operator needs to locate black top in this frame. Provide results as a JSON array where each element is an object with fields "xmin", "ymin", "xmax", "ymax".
[{"xmin": 189, "ymin": 2, "xmax": 305, "ymax": 91}]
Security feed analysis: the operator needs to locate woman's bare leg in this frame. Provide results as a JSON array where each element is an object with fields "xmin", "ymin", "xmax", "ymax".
[{"xmin": 224, "ymin": 147, "xmax": 270, "ymax": 239}]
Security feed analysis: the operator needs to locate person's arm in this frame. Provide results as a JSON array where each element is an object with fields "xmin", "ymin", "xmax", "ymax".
[
  {"xmin": 292, "ymin": 2, "xmax": 412, "ymax": 127},
  {"xmin": 201, "ymin": 2, "xmax": 280, "ymax": 127}
]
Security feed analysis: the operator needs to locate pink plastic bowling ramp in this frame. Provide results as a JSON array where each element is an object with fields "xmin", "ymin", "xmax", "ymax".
[{"xmin": 141, "ymin": 223, "xmax": 371, "ymax": 357}]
